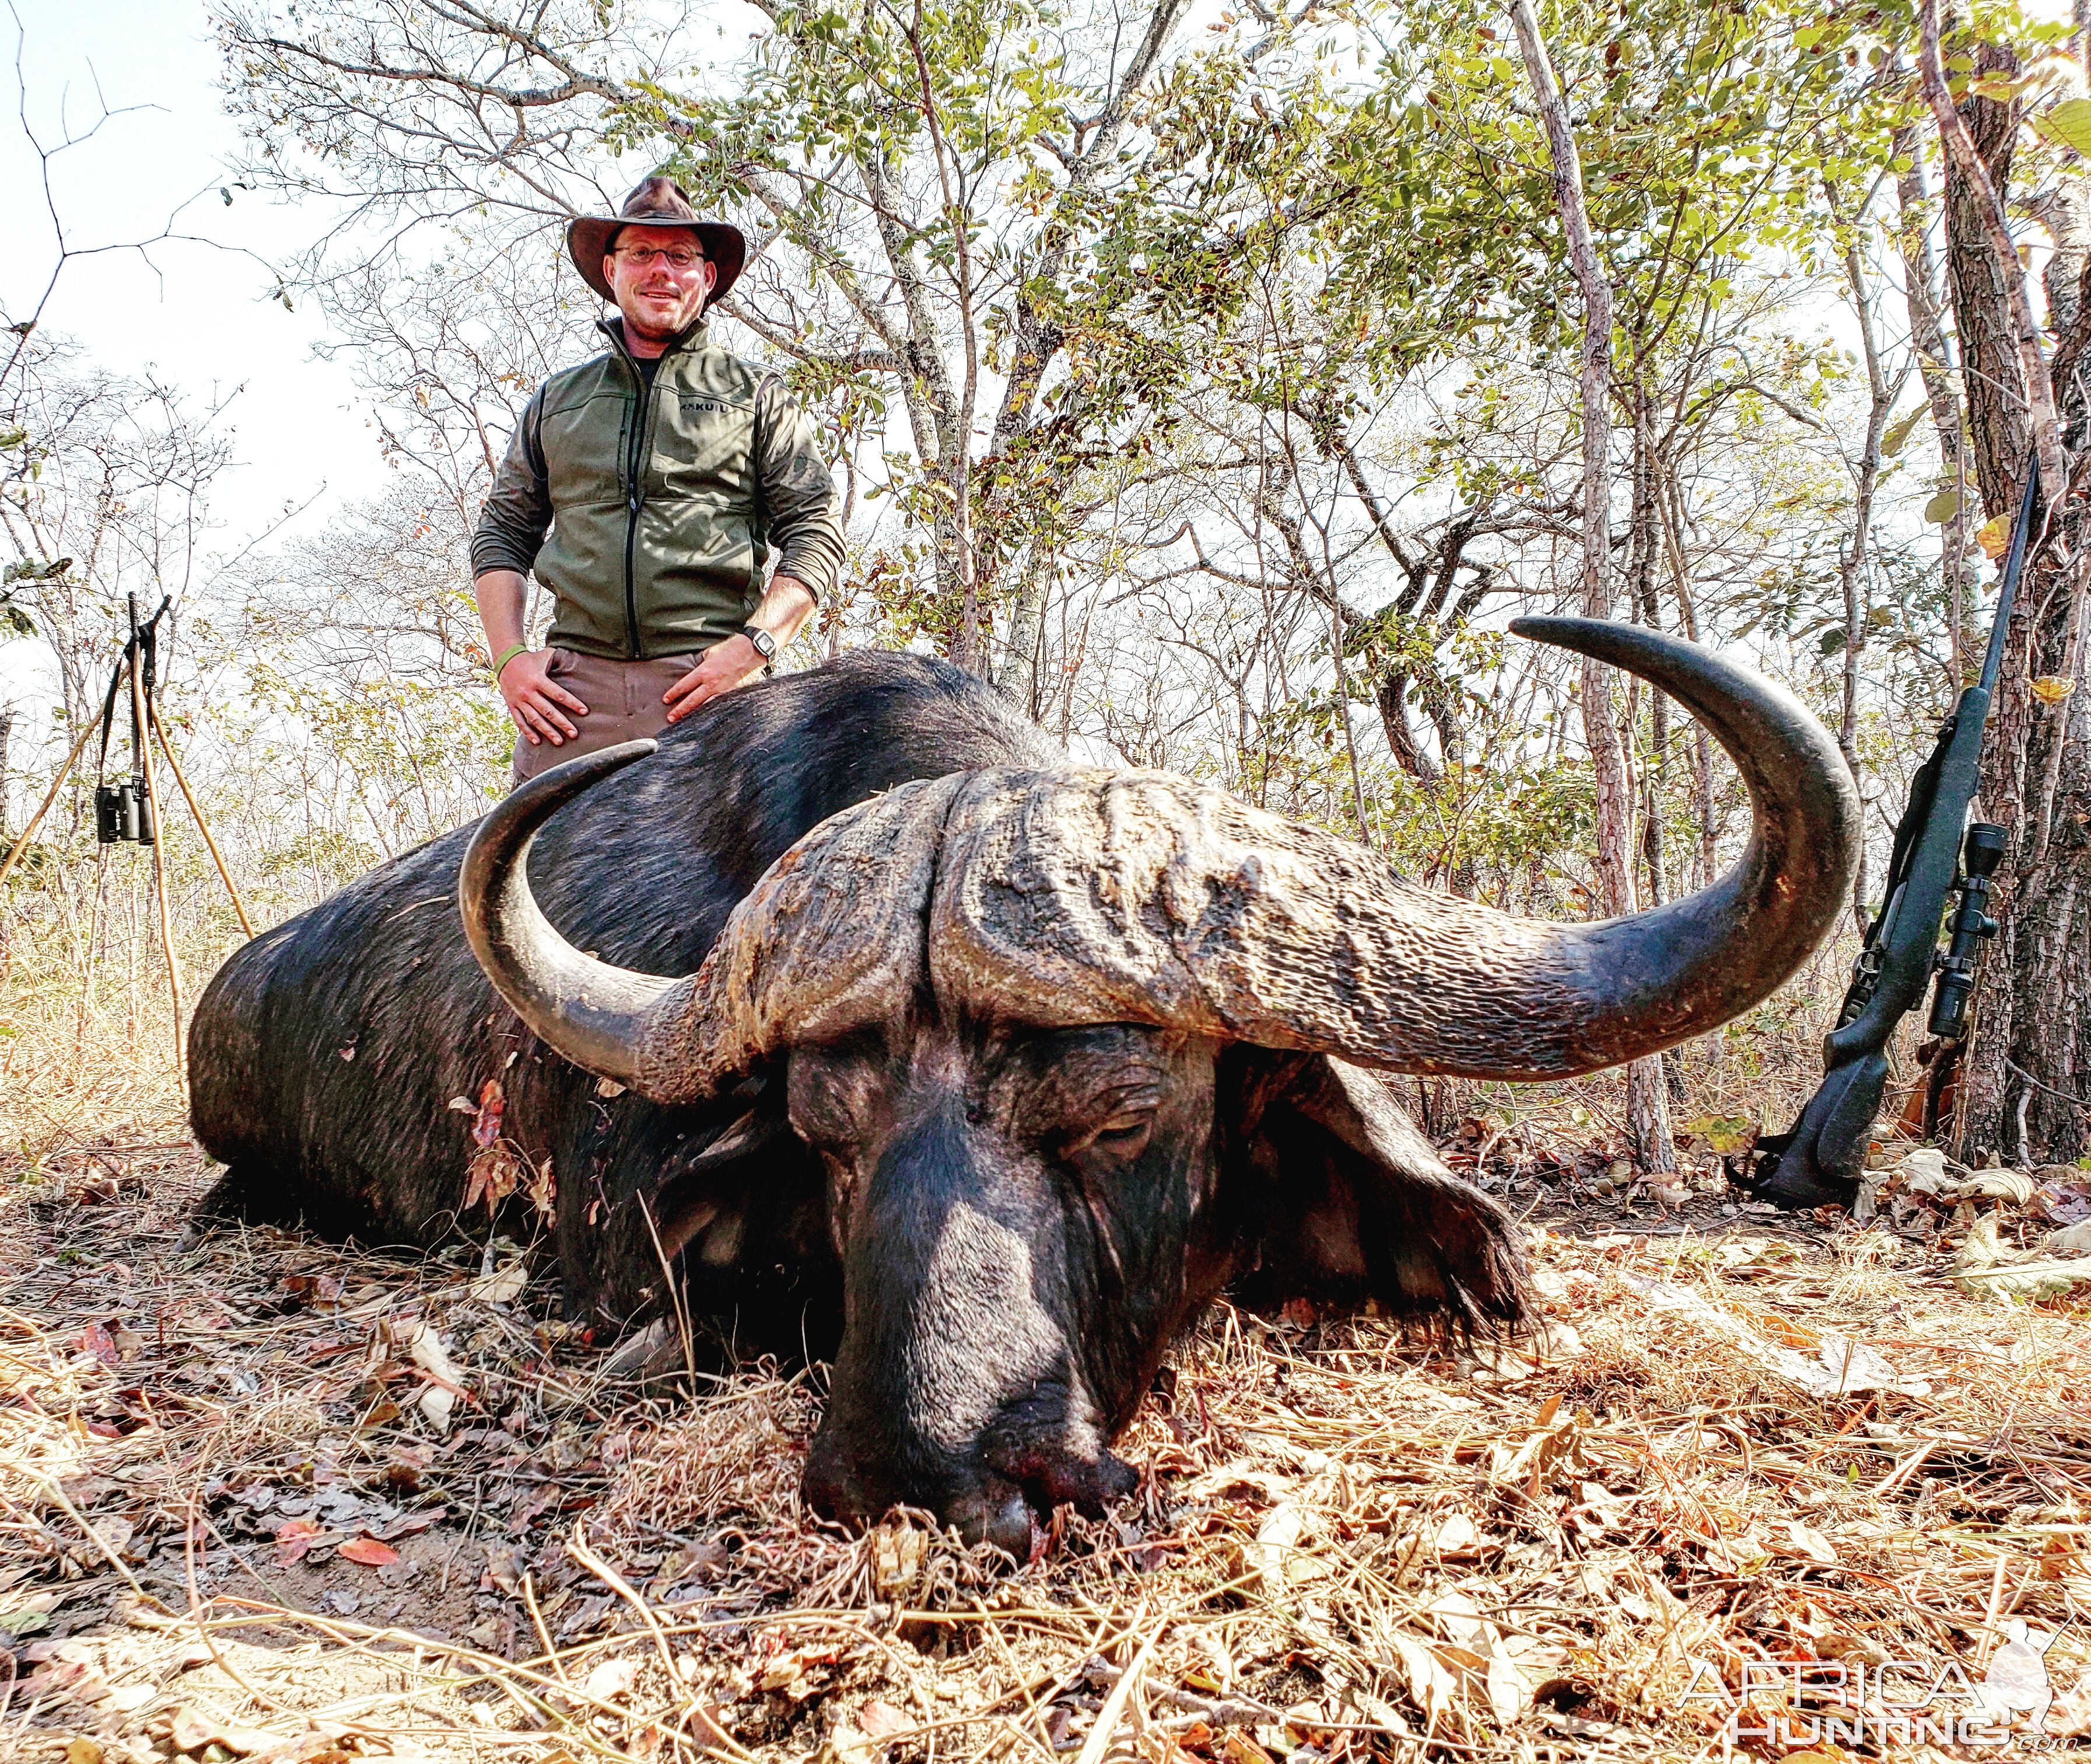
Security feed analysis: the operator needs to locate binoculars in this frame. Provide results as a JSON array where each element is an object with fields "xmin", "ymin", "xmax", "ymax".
[{"xmin": 95, "ymin": 776, "xmax": 156, "ymax": 846}]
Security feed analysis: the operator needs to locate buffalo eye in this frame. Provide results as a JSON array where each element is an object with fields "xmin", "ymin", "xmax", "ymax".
[
  {"xmin": 1088, "ymin": 1114, "xmax": 1154, "ymax": 1158},
  {"xmin": 1063, "ymin": 1101, "xmax": 1158, "ymax": 1163},
  {"xmin": 785, "ymin": 1040, "xmax": 888, "ymax": 1158}
]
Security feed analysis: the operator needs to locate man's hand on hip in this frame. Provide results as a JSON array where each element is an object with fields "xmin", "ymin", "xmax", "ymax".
[
  {"xmin": 500, "ymin": 649, "xmax": 591, "ymax": 747},
  {"xmin": 662, "ymin": 576, "xmax": 816, "ymax": 723},
  {"xmin": 663, "ymin": 634, "xmax": 768, "ymax": 723}
]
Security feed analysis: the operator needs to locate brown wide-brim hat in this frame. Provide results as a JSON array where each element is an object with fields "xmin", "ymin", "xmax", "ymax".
[{"xmin": 567, "ymin": 176, "xmax": 748, "ymax": 307}]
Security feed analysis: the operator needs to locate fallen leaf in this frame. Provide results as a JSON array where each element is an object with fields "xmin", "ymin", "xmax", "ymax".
[
  {"xmin": 687, "ymin": 1704, "xmax": 739, "ymax": 1751},
  {"xmin": 759, "ymin": 1646, "xmax": 839, "ymax": 1698},
  {"xmin": 471, "ymin": 1077, "xmax": 505, "ymax": 1148},
  {"xmin": 468, "ymin": 1261, "xmax": 528, "ymax": 1304},
  {"xmin": 167, "ymin": 1706, "xmax": 292, "ymax": 1757},
  {"xmin": 65, "ymin": 1741, "xmax": 103, "ymax": 1764},
  {"xmin": 829, "ymin": 1722, "xmax": 883, "ymax": 1764},
  {"xmin": 1386, "ymin": 1630, "xmax": 1458, "ymax": 1728},
  {"xmin": 1624, "ymin": 1276, "xmax": 1929, "ymax": 1396},
  {"xmin": 79, "ymin": 1322, "xmax": 119, "ymax": 1367},
  {"xmin": 582, "ymin": 1657, "xmax": 638, "ymax": 1703},
  {"xmin": 274, "ymin": 1517, "xmax": 323, "ymax": 1566},
  {"xmin": 1778, "ymin": 1520, "xmax": 1838, "ymax": 1566},
  {"xmin": 337, "ymin": 1537, "xmax": 399, "ymax": 1569},
  {"xmin": 464, "ymin": 1140, "xmax": 527, "ymax": 1214},
  {"xmin": 1495, "ymin": 1408, "xmax": 1588, "ymax": 1494},
  {"xmin": 395, "ymin": 1320, "xmax": 467, "ymax": 1433},
  {"xmin": 860, "ymin": 1699, "xmax": 909, "ymax": 1739},
  {"xmin": 281, "ymin": 1273, "xmax": 344, "ymax": 1311},
  {"xmin": 1486, "ymin": 1647, "xmax": 1533, "ymax": 1725},
  {"xmin": 1430, "ymin": 1511, "xmax": 1491, "ymax": 1558}
]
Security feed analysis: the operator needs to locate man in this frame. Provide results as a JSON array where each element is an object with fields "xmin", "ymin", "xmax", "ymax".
[{"xmin": 472, "ymin": 176, "xmax": 845, "ymax": 781}]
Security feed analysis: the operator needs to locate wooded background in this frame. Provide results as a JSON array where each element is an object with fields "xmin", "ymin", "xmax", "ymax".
[{"xmin": 2, "ymin": 0, "xmax": 2086, "ymax": 1174}]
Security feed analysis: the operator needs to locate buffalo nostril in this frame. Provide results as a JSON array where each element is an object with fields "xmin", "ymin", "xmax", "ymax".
[
  {"xmin": 982, "ymin": 1488, "xmax": 1038, "ymax": 1562},
  {"xmin": 943, "ymin": 1480, "xmax": 1038, "ymax": 1562}
]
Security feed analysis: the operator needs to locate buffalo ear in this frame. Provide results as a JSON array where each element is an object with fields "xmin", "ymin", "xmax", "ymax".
[{"xmin": 1220, "ymin": 1049, "xmax": 1530, "ymax": 1337}]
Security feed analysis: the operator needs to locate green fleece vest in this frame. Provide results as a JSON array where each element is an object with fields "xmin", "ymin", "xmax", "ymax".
[{"xmin": 531, "ymin": 321, "xmax": 770, "ymax": 660}]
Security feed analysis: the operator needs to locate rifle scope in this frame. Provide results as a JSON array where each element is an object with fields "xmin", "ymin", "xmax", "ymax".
[{"xmin": 1926, "ymin": 820, "xmax": 2006, "ymax": 1041}]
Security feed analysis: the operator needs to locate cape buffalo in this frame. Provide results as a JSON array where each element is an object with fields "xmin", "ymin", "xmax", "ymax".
[{"xmin": 192, "ymin": 619, "xmax": 1858, "ymax": 1553}]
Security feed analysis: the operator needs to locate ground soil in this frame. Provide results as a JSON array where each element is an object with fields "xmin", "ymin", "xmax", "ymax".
[{"xmin": 5, "ymin": 1122, "xmax": 2089, "ymax": 1764}]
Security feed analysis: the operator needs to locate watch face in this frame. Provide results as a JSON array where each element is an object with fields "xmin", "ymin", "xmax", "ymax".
[{"xmin": 745, "ymin": 626, "xmax": 776, "ymax": 658}]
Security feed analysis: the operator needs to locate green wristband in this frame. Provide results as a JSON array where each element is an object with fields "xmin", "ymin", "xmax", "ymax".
[{"xmin": 491, "ymin": 642, "xmax": 530, "ymax": 681}]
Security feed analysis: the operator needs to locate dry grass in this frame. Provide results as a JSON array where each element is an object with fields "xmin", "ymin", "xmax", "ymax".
[{"xmin": 5, "ymin": 915, "xmax": 2091, "ymax": 1764}]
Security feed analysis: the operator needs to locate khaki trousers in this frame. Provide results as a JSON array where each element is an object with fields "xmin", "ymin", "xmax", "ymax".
[{"xmin": 509, "ymin": 649, "xmax": 699, "ymax": 786}]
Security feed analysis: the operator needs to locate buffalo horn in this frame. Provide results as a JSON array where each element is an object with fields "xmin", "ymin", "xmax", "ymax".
[
  {"xmin": 460, "ymin": 746, "xmax": 969, "ymax": 1103},
  {"xmin": 462, "ymin": 622, "xmax": 1860, "ymax": 1096},
  {"xmin": 457, "ymin": 741, "xmax": 681, "ymax": 1088},
  {"xmin": 912, "ymin": 618, "xmax": 1861, "ymax": 1080}
]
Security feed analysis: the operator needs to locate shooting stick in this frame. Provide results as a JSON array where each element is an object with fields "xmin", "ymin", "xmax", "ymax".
[
  {"xmin": 148, "ymin": 701, "xmax": 254, "ymax": 939},
  {"xmin": 0, "ymin": 714, "xmax": 100, "ymax": 890},
  {"xmin": 128, "ymin": 604, "xmax": 186, "ymax": 1069}
]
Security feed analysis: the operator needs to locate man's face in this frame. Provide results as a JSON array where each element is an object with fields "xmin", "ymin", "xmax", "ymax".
[{"xmin": 605, "ymin": 225, "xmax": 716, "ymax": 341}]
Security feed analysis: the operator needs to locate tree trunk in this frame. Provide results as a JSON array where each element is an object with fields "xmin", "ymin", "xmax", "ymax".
[
  {"xmin": 1630, "ymin": 379, "xmax": 1669, "ymax": 910},
  {"xmin": 1377, "ymin": 672, "xmax": 1441, "ymax": 783},
  {"xmin": 0, "ymin": 702, "xmax": 12, "ymax": 841},
  {"xmin": 1935, "ymin": 40, "xmax": 2091, "ymax": 1165},
  {"xmin": 1511, "ymin": 0, "xmax": 1673, "ymax": 1172},
  {"xmin": 999, "ymin": 548, "xmax": 1051, "ymax": 717},
  {"xmin": 1658, "ymin": 471, "xmax": 1719, "ymax": 889},
  {"xmin": 1893, "ymin": 130, "xmax": 1977, "ymax": 684}
]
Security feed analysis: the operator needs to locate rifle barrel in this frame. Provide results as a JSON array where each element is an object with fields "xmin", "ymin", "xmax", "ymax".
[{"xmin": 1978, "ymin": 466, "xmax": 2041, "ymax": 698}]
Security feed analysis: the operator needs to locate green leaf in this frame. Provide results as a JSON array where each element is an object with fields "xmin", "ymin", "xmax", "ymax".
[
  {"xmin": 1818, "ymin": 625, "xmax": 1849, "ymax": 656},
  {"xmin": 1682, "ymin": 1114, "xmax": 1757, "ymax": 1153},
  {"xmin": 1880, "ymin": 406, "xmax": 1926, "ymax": 457},
  {"xmin": 1969, "ymin": 72, "xmax": 2030, "ymax": 101},
  {"xmin": 2034, "ymin": 97, "xmax": 2091, "ymax": 157},
  {"xmin": 1924, "ymin": 488, "xmax": 1963, "ymax": 523}
]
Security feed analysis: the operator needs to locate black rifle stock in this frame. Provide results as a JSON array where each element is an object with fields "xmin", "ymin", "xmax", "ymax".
[{"xmin": 1747, "ymin": 463, "xmax": 2038, "ymax": 1210}]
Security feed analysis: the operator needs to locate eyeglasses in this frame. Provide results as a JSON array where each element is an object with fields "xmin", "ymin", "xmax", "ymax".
[{"xmin": 613, "ymin": 244, "xmax": 706, "ymax": 271}]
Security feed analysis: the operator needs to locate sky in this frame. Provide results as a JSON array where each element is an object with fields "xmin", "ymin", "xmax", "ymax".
[{"xmin": 1, "ymin": 0, "xmax": 396, "ymax": 703}]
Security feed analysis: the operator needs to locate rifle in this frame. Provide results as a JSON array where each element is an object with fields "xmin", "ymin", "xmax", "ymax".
[{"xmin": 1746, "ymin": 459, "xmax": 2040, "ymax": 1211}]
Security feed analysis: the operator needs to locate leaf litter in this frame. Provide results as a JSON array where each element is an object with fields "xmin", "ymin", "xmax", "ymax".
[{"xmin": 4, "ymin": 1130, "xmax": 2091, "ymax": 1763}]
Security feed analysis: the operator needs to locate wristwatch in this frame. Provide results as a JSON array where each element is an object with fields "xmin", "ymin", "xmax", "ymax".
[{"xmin": 741, "ymin": 624, "xmax": 777, "ymax": 674}]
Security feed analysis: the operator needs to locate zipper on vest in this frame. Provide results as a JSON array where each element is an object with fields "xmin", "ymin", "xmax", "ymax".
[{"xmin": 622, "ymin": 362, "xmax": 653, "ymax": 662}]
